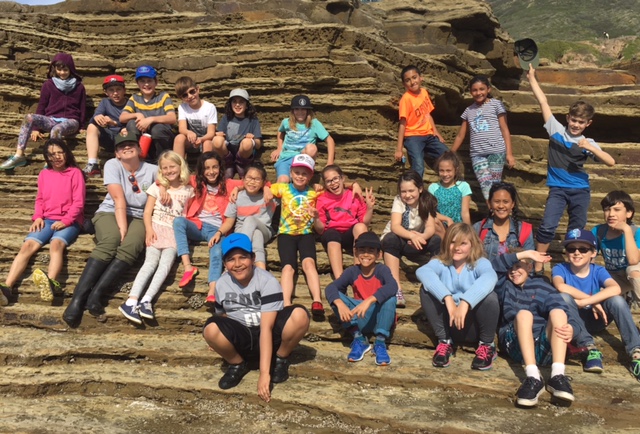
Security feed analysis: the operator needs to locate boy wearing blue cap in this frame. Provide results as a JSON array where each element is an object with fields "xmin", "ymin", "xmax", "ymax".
[
  {"xmin": 203, "ymin": 233, "xmax": 310, "ymax": 402},
  {"xmin": 119, "ymin": 65, "xmax": 176, "ymax": 161},
  {"xmin": 552, "ymin": 228, "xmax": 640, "ymax": 381}
]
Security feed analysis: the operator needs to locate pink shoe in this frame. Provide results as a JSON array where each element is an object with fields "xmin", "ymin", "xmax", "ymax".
[
  {"xmin": 206, "ymin": 294, "xmax": 216, "ymax": 305},
  {"xmin": 178, "ymin": 267, "xmax": 199, "ymax": 288}
]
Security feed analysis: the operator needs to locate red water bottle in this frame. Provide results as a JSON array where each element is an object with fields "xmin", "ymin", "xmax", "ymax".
[{"xmin": 139, "ymin": 133, "xmax": 152, "ymax": 159}]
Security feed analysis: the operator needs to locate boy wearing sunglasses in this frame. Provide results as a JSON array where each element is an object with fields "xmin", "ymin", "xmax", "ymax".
[
  {"xmin": 552, "ymin": 228, "xmax": 640, "ymax": 380},
  {"xmin": 173, "ymin": 76, "xmax": 217, "ymax": 158}
]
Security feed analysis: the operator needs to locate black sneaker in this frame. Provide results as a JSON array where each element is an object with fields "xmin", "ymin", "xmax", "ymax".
[
  {"xmin": 272, "ymin": 356, "xmax": 290, "ymax": 384},
  {"xmin": 432, "ymin": 341, "xmax": 454, "ymax": 368},
  {"xmin": 218, "ymin": 361, "xmax": 250, "ymax": 390},
  {"xmin": 83, "ymin": 163, "xmax": 101, "ymax": 178},
  {"xmin": 546, "ymin": 374, "xmax": 575, "ymax": 402},
  {"xmin": 471, "ymin": 343, "xmax": 497, "ymax": 370},
  {"xmin": 516, "ymin": 376, "xmax": 544, "ymax": 407}
]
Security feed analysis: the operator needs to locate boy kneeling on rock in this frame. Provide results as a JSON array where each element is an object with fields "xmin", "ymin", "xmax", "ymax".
[
  {"xmin": 203, "ymin": 233, "xmax": 310, "ymax": 402},
  {"xmin": 492, "ymin": 250, "xmax": 578, "ymax": 407}
]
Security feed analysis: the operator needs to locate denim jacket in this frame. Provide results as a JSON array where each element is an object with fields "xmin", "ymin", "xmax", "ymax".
[{"xmin": 473, "ymin": 217, "xmax": 535, "ymax": 263}]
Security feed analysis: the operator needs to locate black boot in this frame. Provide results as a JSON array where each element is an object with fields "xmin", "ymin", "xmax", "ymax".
[
  {"xmin": 62, "ymin": 258, "xmax": 110, "ymax": 328},
  {"xmin": 85, "ymin": 258, "xmax": 130, "ymax": 316}
]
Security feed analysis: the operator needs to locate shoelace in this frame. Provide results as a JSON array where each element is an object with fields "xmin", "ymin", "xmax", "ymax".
[
  {"xmin": 434, "ymin": 342, "xmax": 452, "ymax": 356},
  {"xmin": 475, "ymin": 345, "xmax": 493, "ymax": 360},
  {"xmin": 587, "ymin": 349, "xmax": 602, "ymax": 361}
]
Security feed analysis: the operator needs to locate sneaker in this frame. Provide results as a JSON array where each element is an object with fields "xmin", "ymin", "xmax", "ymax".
[
  {"xmin": 348, "ymin": 338, "xmax": 372, "ymax": 362},
  {"xmin": 138, "ymin": 301, "xmax": 154, "ymax": 320},
  {"xmin": 83, "ymin": 163, "xmax": 101, "ymax": 178},
  {"xmin": 178, "ymin": 267, "xmax": 199, "ymax": 288},
  {"xmin": 218, "ymin": 361, "xmax": 250, "ymax": 389},
  {"xmin": 546, "ymin": 374, "xmax": 575, "ymax": 402},
  {"xmin": 373, "ymin": 341, "xmax": 391, "ymax": 366},
  {"xmin": 311, "ymin": 301, "xmax": 324, "ymax": 316},
  {"xmin": 630, "ymin": 359, "xmax": 640, "ymax": 382},
  {"xmin": 516, "ymin": 376, "xmax": 544, "ymax": 407},
  {"xmin": 471, "ymin": 343, "xmax": 497, "ymax": 370},
  {"xmin": 395, "ymin": 288, "xmax": 406, "ymax": 308},
  {"xmin": 583, "ymin": 348, "xmax": 604, "ymax": 373},
  {"xmin": 32, "ymin": 268, "xmax": 54, "ymax": 302},
  {"xmin": 432, "ymin": 341, "xmax": 454, "ymax": 368},
  {"xmin": 118, "ymin": 303, "xmax": 142, "ymax": 325},
  {"xmin": 0, "ymin": 155, "xmax": 27, "ymax": 170},
  {"xmin": 0, "ymin": 284, "xmax": 10, "ymax": 306},
  {"xmin": 272, "ymin": 356, "xmax": 290, "ymax": 383}
]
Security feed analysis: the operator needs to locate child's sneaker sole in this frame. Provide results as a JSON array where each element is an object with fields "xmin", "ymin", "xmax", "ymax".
[{"xmin": 33, "ymin": 269, "xmax": 53, "ymax": 302}]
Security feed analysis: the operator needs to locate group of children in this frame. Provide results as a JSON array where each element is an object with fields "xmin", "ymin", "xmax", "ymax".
[{"xmin": 1, "ymin": 53, "xmax": 637, "ymax": 407}]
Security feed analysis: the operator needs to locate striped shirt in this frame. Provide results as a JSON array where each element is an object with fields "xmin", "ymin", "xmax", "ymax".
[
  {"xmin": 123, "ymin": 91, "xmax": 175, "ymax": 117},
  {"xmin": 461, "ymin": 98, "xmax": 507, "ymax": 157}
]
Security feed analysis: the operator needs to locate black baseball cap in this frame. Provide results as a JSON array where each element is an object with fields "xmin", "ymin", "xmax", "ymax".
[
  {"xmin": 291, "ymin": 94, "xmax": 313, "ymax": 109},
  {"xmin": 355, "ymin": 232, "xmax": 381, "ymax": 250},
  {"xmin": 514, "ymin": 38, "xmax": 540, "ymax": 70}
]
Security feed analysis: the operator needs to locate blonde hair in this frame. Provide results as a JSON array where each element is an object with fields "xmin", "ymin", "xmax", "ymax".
[
  {"xmin": 156, "ymin": 150, "xmax": 190, "ymax": 188},
  {"xmin": 288, "ymin": 109, "xmax": 314, "ymax": 131},
  {"xmin": 437, "ymin": 223, "xmax": 485, "ymax": 267}
]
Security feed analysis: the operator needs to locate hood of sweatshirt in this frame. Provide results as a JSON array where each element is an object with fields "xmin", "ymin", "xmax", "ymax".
[{"xmin": 48, "ymin": 52, "xmax": 81, "ymax": 81}]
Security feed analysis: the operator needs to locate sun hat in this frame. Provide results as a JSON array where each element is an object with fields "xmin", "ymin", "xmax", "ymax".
[{"xmin": 514, "ymin": 38, "xmax": 540, "ymax": 70}]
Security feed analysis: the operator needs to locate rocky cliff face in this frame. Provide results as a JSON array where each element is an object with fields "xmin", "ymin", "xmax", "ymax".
[{"xmin": 1, "ymin": 2, "xmax": 640, "ymax": 431}]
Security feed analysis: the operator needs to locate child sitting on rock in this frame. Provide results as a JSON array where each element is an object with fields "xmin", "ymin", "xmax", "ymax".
[
  {"xmin": 173, "ymin": 76, "xmax": 217, "ymax": 158},
  {"xmin": 325, "ymin": 231, "xmax": 397, "ymax": 366},
  {"xmin": 492, "ymin": 250, "xmax": 576, "ymax": 407}
]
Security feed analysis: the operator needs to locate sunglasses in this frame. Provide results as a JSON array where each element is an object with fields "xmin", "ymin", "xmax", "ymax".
[
  {"xmin": 181, "ymin": 88, "xmax": 197, "ymax": 99},
  {"xmin": 128, "ymin": 173, "xmax": 141, "ymax": 193},
  {"xmin": 565, "ymin": 246, "xmax": 593, "ymax": 254}
]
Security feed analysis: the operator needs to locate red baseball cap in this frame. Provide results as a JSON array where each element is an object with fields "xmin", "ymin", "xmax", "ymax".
[{"xmin": 102, "ymin": 75, "xmax": 125, "ymax": 89}]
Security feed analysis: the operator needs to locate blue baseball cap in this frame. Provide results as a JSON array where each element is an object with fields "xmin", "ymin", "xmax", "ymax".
[
  {"xmin": 563, "ymin": 228, "xmax": 597, "ymax": 249},
  {"xmin": 222, "ymin": 233, "xmax": 253, "ymax": 259},
  {"xmin": 135, "ymin": 65, "xmax": 157, "ymax": 80}
]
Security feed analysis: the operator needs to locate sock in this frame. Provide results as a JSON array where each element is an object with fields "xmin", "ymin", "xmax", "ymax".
[
  {"xmin": 479, "ymin": 340, "xmax": 495, "ymax": 347},
  {"xmin": 525, "ymin": 364, "xmax": 541, "ymax": 380},
  {"xmin": 141, "ymin": 295, "xmax": 152, "ymax": 304},
  {"xmin": 125, "ymin": 298, "xmax": 138, "ymax": 307},
  {"xmin": 348, "ymin": 326, "xmax": 363, "ymax": 340},
  {"xmin": 631, "ymin": 348, "xmax": 640, "ymax": 360},
  {"xmin": 88, "ymin": 158, "xmax": 99, "ymax": 165},
  {"xmin": 375, "ymin": 334, "xmax": 386, "ymax": 343},
  {"xmin": 551, "ymin": 362, "xmax": 566, "ymax": 377}
]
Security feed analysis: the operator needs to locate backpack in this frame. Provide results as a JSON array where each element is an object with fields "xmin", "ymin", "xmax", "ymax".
[
  {"xmin": 595, "ymin": 224, "xmax": 637, "ymax": 254},
  {"xmin": 479, "ymin": 218, "xmax": 532, "ymax": 247}
]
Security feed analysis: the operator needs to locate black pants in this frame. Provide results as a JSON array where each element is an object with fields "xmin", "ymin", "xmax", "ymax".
[{"xmin": 420, "ymin": 290, "xmax": 499, "ymax": 344}]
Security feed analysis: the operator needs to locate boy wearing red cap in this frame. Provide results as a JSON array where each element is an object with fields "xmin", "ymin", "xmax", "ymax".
[{"xmin": 84, "ymin": 75, "xmax": 127, "ymax": 177}]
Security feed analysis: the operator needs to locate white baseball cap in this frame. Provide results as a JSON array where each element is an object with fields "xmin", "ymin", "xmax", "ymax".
[
  {"xmin": 291, "ymin": 154, "xmax": 315, "ymax": 172},
  {"xmin": 229, "ymin": 88, "xmax": 249, "ymax": 101}
]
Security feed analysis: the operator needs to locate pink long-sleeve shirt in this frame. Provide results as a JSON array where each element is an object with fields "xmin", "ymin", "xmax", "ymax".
[{"xmin": 33, "ymin": 167, "xmax": 86, "ymax": 227}]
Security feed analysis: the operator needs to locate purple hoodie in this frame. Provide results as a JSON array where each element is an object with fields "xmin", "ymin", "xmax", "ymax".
[{"xmin": 35, "ymin": 52, "xmax": 87, "ymax": 126}]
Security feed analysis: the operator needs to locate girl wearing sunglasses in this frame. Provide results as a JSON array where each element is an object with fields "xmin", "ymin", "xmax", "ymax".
[{"xmin": 63, "ymin": 132, "xmax": 157, "ymax": 328}]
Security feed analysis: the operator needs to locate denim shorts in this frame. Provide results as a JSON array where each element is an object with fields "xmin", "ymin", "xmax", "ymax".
[
  {"xmin": 25, "ymin": 219, "xmax": 81, "ymax": 246},
  {"xmin": 274, "ymin": 155, "xmax": 295, "ymax": 178}
]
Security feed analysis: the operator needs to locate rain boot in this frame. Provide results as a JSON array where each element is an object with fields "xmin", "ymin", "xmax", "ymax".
[
  {"xmin": 62, "ymin": 258, "xmax": 110, "ymax": 328},
  {"xmin": 85, "ymin": 258, "xmax": 130, "ymax": 316}
]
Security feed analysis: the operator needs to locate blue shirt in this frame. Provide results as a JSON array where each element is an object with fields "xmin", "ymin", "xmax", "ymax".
[
  {"xmin": 592, "ymin": 224, "xmax": 640, "ymax": 271},
  {"xmin": 278, "ymin": 118, "xmax": 330, "ymax": 160},
  {"xmin": 552, "ymin": 263, "xmax": 612, "ymax": 297}
]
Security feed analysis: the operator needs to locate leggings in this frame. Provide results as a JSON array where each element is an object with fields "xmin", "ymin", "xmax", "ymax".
[
  {"xmin": 17, "ymin": 114, "xmax": 79, "ymax": 151},
  {"xmin": 128, "ymin": 246, "xmax": 177, "ymax": 302},
  {"xmin": 236, "ymin": 215, "xmax": 273, "ymax": 264},
  {"xmin": 471, "ymin": 153, "xmax": 506, "ymax": 201}
]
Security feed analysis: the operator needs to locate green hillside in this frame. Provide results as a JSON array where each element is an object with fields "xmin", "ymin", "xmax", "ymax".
[{"xmin": 487, "ymin": 0, "xmax": 640, "ymax": 42}]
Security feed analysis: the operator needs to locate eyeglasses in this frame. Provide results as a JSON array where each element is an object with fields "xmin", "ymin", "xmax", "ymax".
[
  {"xmin": 181, "ymin": 88, "xmax": 197, "ymax": 99},
  {"xmin": 244, "ymin": 176, "xmax": 263, "ymax": 184},
  {"xmin": 128, "ymin": 173, "xmax": 141, "ymax": 193},
  {"xmin": 47, "ymin": 151, "xmax": 65, "ymax": 158},
  {"xmin": 565, "ymin": 246, "xmax": 592, "ymax": 254},
  {"xmin": 324, "ymin": 175, "xmax": 342, "ymax": 185}
]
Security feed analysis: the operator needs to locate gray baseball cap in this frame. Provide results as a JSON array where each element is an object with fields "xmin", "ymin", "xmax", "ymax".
[{"xmin": 229, "ymin": 88, "xmax": 249, "ymax": 101}]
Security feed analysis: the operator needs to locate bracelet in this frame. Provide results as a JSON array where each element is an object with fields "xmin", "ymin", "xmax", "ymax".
[{"xmin": 216, "ymin": 230, "xmax": 223, "ymax": 236}]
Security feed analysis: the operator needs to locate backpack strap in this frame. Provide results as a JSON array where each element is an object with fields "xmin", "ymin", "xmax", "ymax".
[
  {"xmin": 595, "ymin": 224, "xmax": 608, "ymax": 254},
  {"xmin": 479, "ymin": 218, "xmax": 489, "ymax": 241},
  {"xmin": 518, "ymin": 221, "xmax": 533, "ymax": 247}
]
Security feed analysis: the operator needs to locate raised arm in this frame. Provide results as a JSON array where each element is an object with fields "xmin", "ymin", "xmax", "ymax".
[{"xmin": 526, "ymin": 64, "xmax": 553, "ymax": 123}]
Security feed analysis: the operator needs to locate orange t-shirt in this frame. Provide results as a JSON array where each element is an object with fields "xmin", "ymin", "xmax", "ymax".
[{"xmin": 398, "ymin": 88, "xmax": 435, "ymax": 137}]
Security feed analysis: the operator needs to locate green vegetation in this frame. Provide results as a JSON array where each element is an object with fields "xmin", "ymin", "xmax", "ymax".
[
  {"xmin": 539, "ymin": 40, "xmax": 614, "ymax": 64},
  {"xmin": 487, "ymin": 0, "xmax": 639, "ymax": 42}
]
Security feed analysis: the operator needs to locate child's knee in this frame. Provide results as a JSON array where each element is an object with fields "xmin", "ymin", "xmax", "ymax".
[
  {"xmin": 302, "ymin": 144, "xmax": 317, "ymax": 158},
  {"xmin": 515, "ymin": 309, "xmax": 534, "ymax": 323}
]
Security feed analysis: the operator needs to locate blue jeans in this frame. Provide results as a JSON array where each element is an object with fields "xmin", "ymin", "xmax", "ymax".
[
  {"xmin": 403, "ymin": 135, "xmax": 448, "ymax": 177},
  {"xmin": 173, "ymin": 217, "xmax": 223, "ymax": 284},
  {"xmin": 536, "ymin": 187, "xmax": 590, "ymax": 244},
  {"xmin": 25, "ymin": 219, "xmax": 81, "ymax": 246},
  {"xmin": 331, "ymin": 292, "xmax": 396, "ymax": 338},
  {"xmin": 560, "ymin": 292, "xmax": 640, "ymax": 356}
]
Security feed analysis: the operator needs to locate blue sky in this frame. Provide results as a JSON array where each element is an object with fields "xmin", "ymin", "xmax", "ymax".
[{"xmin": 3, "ymin": 0, "xmax": 64, "ymax": 5}]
